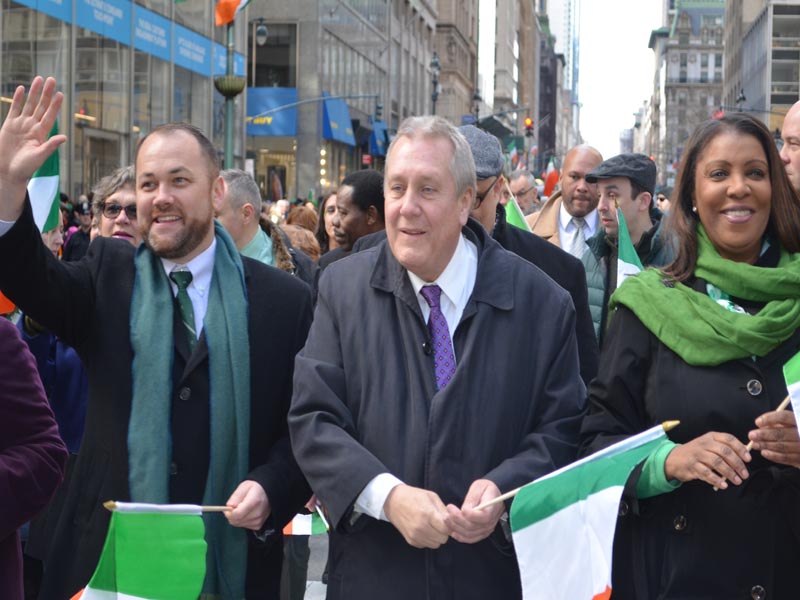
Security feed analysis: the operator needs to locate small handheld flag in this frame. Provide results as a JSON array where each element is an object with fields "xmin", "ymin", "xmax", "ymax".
[
  {"xmin": 28, "ymin": 120, "xmax": 60, "ymax": 233},
  {"xmin": 283, "ymin": 510, "xmax": 329, "ymax": 536},
  {"xmin": 616, "ymin": 208, "xmax": 643, "ymax": 288},
  {"xmin": 71, "ymin": 502, "xmax": 207, "ymax": 600}
]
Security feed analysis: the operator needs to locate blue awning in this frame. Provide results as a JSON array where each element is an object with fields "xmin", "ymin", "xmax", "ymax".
[
  {"xmin": 246, "ymin": 87, "xmax": 298, "ymax": 137},
  {"xmin": 370, "ymin": 118, "xmax": 389, "ymax": 156},
  {"xmin": 322, "ymin": 93, "xmax": 355, "ymax": 146}
]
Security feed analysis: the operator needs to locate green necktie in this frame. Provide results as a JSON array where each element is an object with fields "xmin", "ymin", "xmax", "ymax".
[{"xmin": 170, "ymin": 269, "xmax": 197, "ymax": 353}]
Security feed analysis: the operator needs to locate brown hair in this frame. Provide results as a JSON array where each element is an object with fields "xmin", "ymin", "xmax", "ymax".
[
  {"xmin": 281, "ymin": 223, "xmax": 321, "ymax": 262},
  {"xmin": 664, "ymin": 112, "xmax": 800, "ymax": 281},
  {"xmin": 135, "ymin": 123, "xmax": 221, "ymax": 180},
  {"xmin": 286, "ymin": 205, "xmax": 319, "ymax": 233}
]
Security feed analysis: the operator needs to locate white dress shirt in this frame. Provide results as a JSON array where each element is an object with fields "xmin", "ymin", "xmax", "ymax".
[
  {"xmin": 354, "ymin": 233, "xmax": 478, "ymax": 521},
  {"xmin": 558, "ymin": 203, "xmax": 598, "ymax": 255},
  {"xmin": 161, "ymin": 238, "xmax": 216, "ymax": 340}
]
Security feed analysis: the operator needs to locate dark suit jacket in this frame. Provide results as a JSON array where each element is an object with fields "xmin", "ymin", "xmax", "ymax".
[
  {"xmin": 0, "ymin": 201, "xmax": 313, "ymax": 599},
  {"xmin": 353, "ymin": 209, "xmax": 599, "ymax": 385},
  {"xmin": 0, "ymin": 319, "xmax": 67, "ymax": 600}
]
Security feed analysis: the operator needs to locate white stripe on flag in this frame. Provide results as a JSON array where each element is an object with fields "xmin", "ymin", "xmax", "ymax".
[
  {"xmin": 513, "ymin": 486, "xmax": 620, "ymax": 600},
  {"xmin": 28, "ymin": 175, "xmax": 59, "ymax": 232}
]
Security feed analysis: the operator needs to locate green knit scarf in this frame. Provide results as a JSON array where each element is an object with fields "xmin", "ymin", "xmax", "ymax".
[
  {"xmin": 129, "ymin": 223, "xmax": 250, "ymax": 599},
  {"xmin": 610, "ymin": 225, "xmax": 800, "ymax": 366}
]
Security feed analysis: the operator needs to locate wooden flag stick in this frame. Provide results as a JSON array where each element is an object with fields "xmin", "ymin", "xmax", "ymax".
[
  {"xmin": 475, "ymin": 420, "xmax": 680, "ymax": 511},
  {"xmin": 103, "ymin": 500, "xmax": 232, "ymax": 512}
]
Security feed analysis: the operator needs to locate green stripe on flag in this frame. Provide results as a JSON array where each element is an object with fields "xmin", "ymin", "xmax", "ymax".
[
  {"xmin": 84, "ymin": 510, "xmax": 206, "ymax": 598},
  {"xmin": 28, "ymin": 120, "xmax": 60, "ymax": 233},
  {"xmin": 510, "ymin": 434, "xmax": 664, "ymax": 531},
  {"xmin": 505, "ymin": 197, "xmax": 531, "ymax": 232},
  {"xmin": 783, "ymin": 350, "xmax": 800, "ymax": 385},
  {"xmin": 616, "ymin": 207, "xmax": 643, "ymax": 288}
]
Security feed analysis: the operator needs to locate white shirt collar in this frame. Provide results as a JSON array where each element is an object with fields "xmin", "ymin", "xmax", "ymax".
[
  {"xmin": 161, "ymin": 237, "xmax": 216, "ymax": 298},
  {"xmin": 559, "ymin": 202, "xmax": 598, "ymax": 235},
  {"xmin": 407, "ymin": 234, "xmax": 473, "ymax": 308}
]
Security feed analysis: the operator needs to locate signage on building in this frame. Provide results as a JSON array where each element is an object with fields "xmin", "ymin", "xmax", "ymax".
[
  {"xmin": 15, "ymin": 0, "xmax": 72, "ymax": 23},
  {"xmin": 246, "ymin": 88, "xmax": 298, "ymax": 137},
  {"xmin": 362, "ymin": 154, "xmax": 372, "ymax": 166},
  {"xmin": 134, "ymin": 6, "xmax": 170, "ymax": 62},
  {"xmin": 76, "ymin": 0, "xmax": 131, "ymax": 45},
  {"xmin": 174, "ymin": 24, "xmax": 211, "ymax": 76}
]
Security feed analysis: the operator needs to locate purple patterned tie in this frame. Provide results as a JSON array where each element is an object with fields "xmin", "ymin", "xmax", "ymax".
[{"xmin": 420, "ymin": 285, "xmax": 456, "ymax": 390}]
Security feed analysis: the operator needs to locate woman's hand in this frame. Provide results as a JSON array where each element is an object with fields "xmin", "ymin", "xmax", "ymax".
[
  {"xmin": 748, "ymin": 410, "xmax": 800, "ymax": 468},
  {"xmin": 664, "ymin": 432, "xmax": 751, "ymax": 490}
]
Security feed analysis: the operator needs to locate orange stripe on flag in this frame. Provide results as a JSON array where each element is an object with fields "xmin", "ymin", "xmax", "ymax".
[
  {"xmin": 593, "ymin": 585, "xmax": 612, "ymax": 600},
  {"xmin": 69, "ymin": 589, "xmax": 84, "ymax": 600},
  {"xmin": 215, "ymin": 0, "xmax": 239, "ymax": 26},
  {"xmin": 0, "ymin": 291, "xmax": 14, "ymax": 315}
]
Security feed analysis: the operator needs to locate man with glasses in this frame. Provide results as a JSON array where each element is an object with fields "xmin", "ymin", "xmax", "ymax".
[
  {"xmin": 508, "ymin": 169, "xmax": 541, "ymax": 215},
  {"xmin": 458, "ymin": 124, "xmax": 598, "ymax": 385},
  {"xmin": 91, "ymin": 165, "xmax": 141, "ymax": 246}
]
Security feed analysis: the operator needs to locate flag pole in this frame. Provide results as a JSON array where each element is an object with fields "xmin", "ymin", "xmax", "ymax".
[
  {"xmin": 746, "ymin": 394, "xmax": 790, "ymax": 452},
  {"xmin": 103, "ymin": 501, "xmax": 232, "ymax": 512},
  {"xmin": 474, "ymin": 420, "xmax": 680, "ymax": 511}
]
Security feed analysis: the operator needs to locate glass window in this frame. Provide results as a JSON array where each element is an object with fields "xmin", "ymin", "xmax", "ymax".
[
  {"xmin": 133, "ymin": 51, "xmax": 170, "ymax": 137},
  {"xmin": 174, "ymin": 65, "xmax": 210, "ymax": 130},
  {"xmin": 135, "ymin": 0, "xmax": 169, "ymax": 18},
  {"xmin": 175, "ymin": 0, "xmax": 210, "ymax": 36},
  {"xmin": 249, "ymin": 23, "xmax": 297, "ymax": 88}
]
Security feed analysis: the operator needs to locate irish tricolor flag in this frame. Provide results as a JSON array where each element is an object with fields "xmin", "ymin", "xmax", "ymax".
[
  {"xmin": 28, "ymin": 120, "xmax": 60, "ymax": 233},
  {"xmin": 510, "ymin": 424, "xmax": 668, "ymax": 600},
  {"xmin": 783, "ymin": 351, "xmax": 800, "ymax": 439},
  {"xmin": 215, "ymin": 0, "xmax": 250, "ymax": 26},
  {"xmin": 505, "ymin": 194, "xmax": 532, "ymax": 233},
  {"xmin": 616, "ymin": 207, "xmax": 643, "ymax": 288},
  {"xmin": 283, "ymin": 511, "xmax": 329, "ymax": 536},
  {"xmin": 71, "ymin": 502, "xmax": 207, "ymax": 600}
]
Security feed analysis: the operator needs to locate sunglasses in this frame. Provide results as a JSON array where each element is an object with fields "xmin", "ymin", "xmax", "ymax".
[{"xmin": 102, "ymin": 203, "xmax": 137, "ymax": 219}]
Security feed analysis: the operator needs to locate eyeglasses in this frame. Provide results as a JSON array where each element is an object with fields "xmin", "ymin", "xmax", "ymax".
[
  {"xmin": 102, "ymin": 203, "xmax": 137, "ymax": 220},
  {"xmin": 474, "ymin": 176, "xmax": 499, "ymax": 207},
  {"xmin": 515, "ymin": 186, "xmax": 535, "ymax": 197}
]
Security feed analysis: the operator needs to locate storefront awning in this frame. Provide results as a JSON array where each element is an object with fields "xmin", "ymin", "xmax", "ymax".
[
  {"xmin": 322, "ymin": 93, "xmax": 355, "ymax": 146},
  {"xmin": 246, "ymin": 87, "xmax": 298, "ymax": 137},
  {"xmin": 370, "ymin": 119, "xmax": 389, "ymax": 156}
]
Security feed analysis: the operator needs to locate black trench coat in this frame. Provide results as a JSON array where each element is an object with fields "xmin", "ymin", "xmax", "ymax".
[{"xmin": 581, "ymin": 289, "xmax": 800, "ymax": 600}]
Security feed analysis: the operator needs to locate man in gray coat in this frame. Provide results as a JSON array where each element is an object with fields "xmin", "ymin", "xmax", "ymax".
[{"xmin": 289, "ymin": 116, "xmax": 586, "ymax": 599}]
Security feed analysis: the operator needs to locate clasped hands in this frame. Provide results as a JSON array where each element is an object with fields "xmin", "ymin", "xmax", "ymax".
[
  {"xmin": 383, "ymin": 479, "xmax": 504, "ymax": 549},
  {"xmin": 664, "ymin": 408, "xmax": 800, "ymax": 490}
]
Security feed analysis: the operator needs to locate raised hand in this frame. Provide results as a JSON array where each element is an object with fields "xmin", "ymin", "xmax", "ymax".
[
  {"xmin": 748, "ymin": 409, "xmax": 800, "ymax": 468},
  {"xmin": 664, "ymin": 431, "xmax": 751, "ymax": 490},
  {"xmin": 0, "ymin": 76, "xmax": 67, "ymax": 220}
]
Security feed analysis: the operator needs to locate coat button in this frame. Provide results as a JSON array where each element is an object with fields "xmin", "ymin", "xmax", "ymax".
[
  {"xmin": 672, "ymin": 515, "xmax": 687, "ymax": 531},
  {"xmin": 618, "ymin": 500, "xmax": 629, "ymax": 516},
  {"xmin": 751, "ymin": 584, "xmax": 766, "ymax": 600},
  {"xmin": 746, "ymin": 379, "xmax": 763, "ymax": 396},
  {"xmin": 170, "ymin": 461, "xmax": 179, "ymax": 476},
  {"xmin": 178, "ymin": 386, "xmax": 191, "ymax": 401}
]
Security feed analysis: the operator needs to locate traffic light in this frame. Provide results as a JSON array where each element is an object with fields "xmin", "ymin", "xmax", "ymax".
[
  {"xmin": 375, "ymin": 101, "xmax": 383, "ymax": 122},
  {"xmin": 524, "ymin": 116, "xmax": 534, "ymax": 137}
]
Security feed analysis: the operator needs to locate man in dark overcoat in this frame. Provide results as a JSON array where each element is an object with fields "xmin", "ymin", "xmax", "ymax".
[
  {"xmin": 289, "ymin": 116, "xmax": 586, "ymax": 599},
  {"xmin": 0, "ymin": 77, "xmax": 311, "ymax": 599}
]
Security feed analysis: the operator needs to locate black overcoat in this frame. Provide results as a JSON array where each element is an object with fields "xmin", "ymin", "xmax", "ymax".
[
  {"xmin": 581, "ymin": 295, "xmax": 800, "ymax": 599},
  {"xmin": 0, "ymin": 201, "xmax": 312, "ymax": 599},
  {"xmin": 290, "ymin": 221, "xmax": 587, "ymax": 600}
]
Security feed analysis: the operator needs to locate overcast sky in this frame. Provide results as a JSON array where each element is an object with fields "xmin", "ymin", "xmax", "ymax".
[{"xmin": 578, "ymin": 0, "xmax": 663, "ymax": 159}]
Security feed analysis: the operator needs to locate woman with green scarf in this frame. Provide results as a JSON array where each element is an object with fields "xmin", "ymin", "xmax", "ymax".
[{"xmin": 580, "ymin": 113, "xmax": 800, "ymax": 599}]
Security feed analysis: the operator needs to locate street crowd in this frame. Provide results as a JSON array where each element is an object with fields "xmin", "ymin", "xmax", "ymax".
[{"xmin": 3, "ymin": 75, "xmax": 800, "ymax": 600}]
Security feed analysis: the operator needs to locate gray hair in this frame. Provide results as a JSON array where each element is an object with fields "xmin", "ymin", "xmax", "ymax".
[
  {"xmin": 92, "ymin": 165, "xmax": 135, "ymax": 219},
  {"xmin": 509, "ymin": 169, "xmax": 535, "ymax": 188},
  {"xmin": 220, "ymin": 169, "xmax": 262, "ymax": 213},
  {"xmin": 387, "ymin": 116, "xmax": 476, "ymax": 199}
]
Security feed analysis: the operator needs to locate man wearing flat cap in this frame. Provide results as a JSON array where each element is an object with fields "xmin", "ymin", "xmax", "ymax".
[
  {"xmin": 458, "ymin": 124, "xmax": 598, "ymax": 385},
  {"xmin": 290, "ymin": 116, "xmax": 586, "ymax": 599},
  {"xmin": 581, "ymin": 152, "xmax": 674, "ymax": 344}
]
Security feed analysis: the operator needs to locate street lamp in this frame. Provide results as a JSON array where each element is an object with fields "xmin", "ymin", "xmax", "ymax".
[
  {"xmin": 214, "ymin": 19, "xmax": 247, "ymax": 168},
  {"xmin": 430, "ymin": 50, "xmax": 440, "ymax": 115},
  {"xmin": 250, "ymin": 18, "xmax": 269, "ymax": 88}
]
